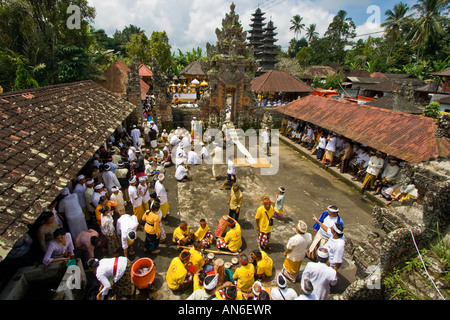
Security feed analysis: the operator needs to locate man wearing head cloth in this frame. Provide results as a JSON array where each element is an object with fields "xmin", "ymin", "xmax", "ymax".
[
  {"xmin": 251, "ymin": 249, "xmax": 273, "ymax": 281},
  {"xmin": 374, "ymin": 158, "xmax": 400, "ymax": 195},
  {"xmin": 216, "ymin": 216, "xmax": 242, "ymax": 253},
  {"xmin": 73, "ymin": 175, "xmax": 88, "ymax": 220},
  {"xmin": 155, "ymin": 173, "xmax": 169, "ymax": 218},
  {"xmin": 270, "ymin": 273, "xmax": 298, "ymax": 300},
  {"xmin": 127, "ymin": 176, "xmax": 144, "ymax": 221},
  {"xmin": 57, "ymin": 187, "xmax": 88, "ymax": 240},
  {"xmin": 324, "ymin": 222, "xmax": 345, "ymax": 271},
  {"xmin": 187, "ymin": 273, "xmax": 219, "ymax": 300},
  {"xmin": 116, "ymin": 207, "xmax": 139, "ymax": 258},
  {"xmin": 301, "ymin": 247, "xmax": 337, "ymax": 300},
  {"xmin": 84, "ymin": 179, "xmax": 96, "ymax": 221},
  {"xmin": 307, "ymin": 205, "xmax": 343, "ymax": 261},
  {"xmin": 295, "ymin": 279, "xmax": 317, "ymax": 300},
  {"xmin": 255, "ymin": 196, "xmax": 275, "ymax": 251},
  {"xmin": 232, "ymin": 253, "xmax": 255, "ymax": 293},
  {"xmin": 166, "ymin": 250, "xmax": 195, "ymax": 291},
  {"xmin": 282, "ymin": 220, "xmax": 312, "ymax": 282},
  {"xmin": 362, "ymin": 150, "xmax": 385, "ymax": 192}
]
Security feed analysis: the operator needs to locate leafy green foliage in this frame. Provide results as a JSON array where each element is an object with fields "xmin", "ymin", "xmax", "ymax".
[{"xmin": 14, "ymin": 57, "xmax": 39, "ymax": 90}]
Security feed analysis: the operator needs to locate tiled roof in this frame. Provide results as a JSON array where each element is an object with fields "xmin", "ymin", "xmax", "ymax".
[
  {"xmin": 363, "ymin": 79, "xmax": 401, "ymax": 93},
  {"xmin": 0, "ymin": 81, "xmax": 137, "ymax": 261},
  {"xmin": 430, "ymin": 68, "xmax": 450, "ymax": 77},
  {"xmin": 139, "ymin": 63, "xmax": 153, "ymax": 77},
  {"xmin": 366, "ymin": 93, "xmax": 425, "ymax": 114},
  {"xmin": 275, "ymin": 95, "xmax": 450, "ymax": 163},
  {"xmin": 251, "ymin": 69, "xmax": 314, "ymax": 93},
  {"xmin": 302, "ymin": 65, "xmax": 337, "ymax": 79}
]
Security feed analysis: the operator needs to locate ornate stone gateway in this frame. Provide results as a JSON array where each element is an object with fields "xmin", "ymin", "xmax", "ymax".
[{"xmin": 199, "ymin": 3, "xmax": 258, "ymax": 130}]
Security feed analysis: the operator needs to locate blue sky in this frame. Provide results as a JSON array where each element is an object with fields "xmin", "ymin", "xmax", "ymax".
[{"xmin": 88, "ymin": 0, "xmax": 422, "ymax": 52}]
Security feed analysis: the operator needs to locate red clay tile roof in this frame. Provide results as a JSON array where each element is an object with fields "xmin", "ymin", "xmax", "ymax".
[
  {"xmin": 139, "ymin": 63, "xmax": 153, "ymax": 77},
  {"xmin": 363, "ymin": 79, "xmax": 401, "ymax": 93},
  {"xmin": 251, "ymin": 69, "xmax": 314, "ymax": 93},
  {"xmin": 275, "ymin": 95, "xmax": 450, "ymax": 163},
  {"xmin": 0, "ymin": 81, "xmax": 137, "ymax": 260}
]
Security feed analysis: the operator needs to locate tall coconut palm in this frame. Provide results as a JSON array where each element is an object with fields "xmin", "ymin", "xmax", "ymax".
[
  {"xmin": 305, "ymin": 23, "xmax": 319, "ymax": 43},
  {"xmin": 410, "ymin": 0, "xmax": 447, "ymax": 61},
  {"xmin": 381, "ymin": 2, "xmax": 411, "ymax": 57},
  {"xmin": 290, "ymin": 14, "xmax": 305, "ymax": 39}
]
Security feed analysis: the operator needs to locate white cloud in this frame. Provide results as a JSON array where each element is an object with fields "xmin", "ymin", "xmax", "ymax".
[{"xmin": 87, "ymin": 0, "xmax": 389, "ymax": 54}]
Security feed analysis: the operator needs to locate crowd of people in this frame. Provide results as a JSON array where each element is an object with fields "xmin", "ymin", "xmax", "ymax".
[
  {"xmin": 281, "ymin": 116, "xmax": 420, "ymax": 205},
  {"xmin": 4, "ymin": 108, "xmax": 353, "ymax": 301}
]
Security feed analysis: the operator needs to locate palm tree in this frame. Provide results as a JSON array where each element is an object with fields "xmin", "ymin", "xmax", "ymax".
[
  {"xmin": 381, "ymin": 2, "xmax": 411, "ymax": 57},
  {"xmin": 409, "ymin": 0, "xmax": 447, "ymax": 61},
  {"xmin": 290, "ymin": 14, "xmax": 305, "ymax": 39},
  {"xmin": 305, "ymin": 23, "xmax": 319, "ymax": 43}
]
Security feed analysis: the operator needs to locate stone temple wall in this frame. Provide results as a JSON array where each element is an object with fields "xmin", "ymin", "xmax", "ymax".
[{"xmin": 334, "ymin": 157, "xmax": 450, "ymax": 300}]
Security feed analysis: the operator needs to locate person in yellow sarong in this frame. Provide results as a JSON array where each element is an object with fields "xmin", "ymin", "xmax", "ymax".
[{"xmin": 166, "ymin": 250, "xmax": 196, "ymax": 291}]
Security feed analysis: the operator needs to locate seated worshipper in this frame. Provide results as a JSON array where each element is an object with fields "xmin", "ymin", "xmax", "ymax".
[
  {"xmin": 220, "ymin": 155, "xmax": 236, "ymax": 190},
  {"xmin": 166, "ymin": 250, "xmax": 196, "ymax": 291},
  {"xmin": 142, "ymin": 203, "xmax": 161, "ymax": 254},
  {"xmin": 282, "ymin": 220, "xmax": 312, "ymax": 283},
  {"xmin": 361, "ymin": 151, "xmax": 385, "ymax": 192},
  {"xmin": 187, "ymin": 146, "xmax": 201, "ymax": 165},
  {"xmin": 270, "ymin": 273, "xmax": 298, "ymax": 300},
  {"xmin": 58, "ymin": 187, "xmax": 88, "ymax": 240},
  {"xmin": 243, "ymin": 281, "xmax": 271, "ymax": 300},
  {"xmin": 301, "ymin": 247, "xmax": 337, "ymax": 300},
  {"xmin": 189, "ymin": 240, "xmax": 207, "ymax": 273},
  {"xmin": 251, "ymin": 249, "xmax": 273, "ymax": 281},
  {"xmin": 199, "ymin": 142, "xmax": 209, "ymax": 160},
  {"xmin": 374, "ymin": 158, "xmax": 400, "ymax": 195},
  {"xmin": 173, "ymin": 221, "xmax": 196, "ymax": 246},
  {"xmin": 214, "ymin": 282, "xmax": 244, "ymax": 300},
  {"xmin": 232, "ymin": 253, "xmax": 255, "ymax": 293},
  {"xmin": 295, "ymin": 279, "xmax": 317, "ymax": 300},
  {"xmin": 116, "ymin": 210, "xmax": 139, "ymax": 257},
  {"xmin": 273, "ymin": 186, "xmax": 286, "ymax": 222},
  {"xmin": 87, "ymin": 256, "xmax": 133, "ymax": 300},
  {"xmin": 186, "ymin": 273, "xmax": 219, "ymax": 300},
  {"xmin": 43, "ymin": 228, "xmax": 75, "ymax": 266},
  {"xmin": 175, "ymin": 162, "xmax": 191, "ymax": 182},
  {"xmin": 385, "ymin": 184, "xmax": 419, "ymax": 206},
  {"xmin": 161, "ymin": 129, "xmax": 169, "ymax": 143},
  {"xmin": 161, "ymin": 150, "xmax": 173, "ymax": 168},
  {"xmin": 163, "ymin": 142, "xmax": 171, "ymax": 155},
  {"xmin": 255, "ymin": 197, "xmax": 275, "ymax": 251},
  {"xmin": 306, "ymin": 205, "xmax": 343, "ymax": 261},
  {"xmin": 99, "ymin": 206, "xmax": 120, "ymax": 257},
  {"xmin": 216, "ymin": 216, "xmax": 242, "ymax": 253},
  {"xmin": 323, "ymin": 223, "xmax": 345, "ymax": 271},
  {"xmin": 228, "ymin": 183, "xmax": 243, "ymax": 221},
  {"xmin": 350, "ymin": 147, "xmax": 370, "ymax": 181},
  {"xmin": 195, "ymin": 218, "xmax": 214, "ymax": 248},
  {"xmin": 74, "ymin": 229, "xmax": 100, "ymax": 261}
]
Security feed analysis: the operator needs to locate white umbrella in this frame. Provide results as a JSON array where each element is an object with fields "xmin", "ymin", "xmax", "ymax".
[{"xmin": 191, "ymin": 79, "xmax": 200, "ymax": 85}]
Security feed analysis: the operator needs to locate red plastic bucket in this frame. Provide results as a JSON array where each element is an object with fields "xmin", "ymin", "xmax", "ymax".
[{"xmin": 131, "ymin": 258, "xmax": 156, "ymax": 289}]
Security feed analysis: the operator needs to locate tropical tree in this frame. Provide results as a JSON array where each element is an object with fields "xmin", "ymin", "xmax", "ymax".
[
  {"xmin": 410, "ymin": 0, "xmax": 448, "ymax": 61},
  {"xmin": 289, "ymin": 15, "xmax": 305, "ymax": 39},
  {"xmin": 125, "ymin": 32, "xmax": 152, "ymax": 64},
  {"xmin": 381, "ymin": 2, "xmax": 411, "ymax": 57},
  {"xmin": 149, "ymin": 31, "xmax": 173, "ymax": 73},
  {"xmin": 323, "ymin": 10, "xmax": 356, "ymax": 63},
  {"xmin": 305, "ymin": 23, "xmax": 319, "ymax": 43},
  {"xmin": 14, "ymin": 57, "xmax": 39, "ymax": 90}
]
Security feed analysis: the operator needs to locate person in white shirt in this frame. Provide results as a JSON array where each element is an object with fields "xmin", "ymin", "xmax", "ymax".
[
  {"xmin": 161, "ymin": 129, "xmax": 169, "ymax": 143},
  {"xmin": 270, "ymin": 273, "xmax": 298, "ymax": 300},
  {"xmin": 174, "ymin": 145, "xmax": 187, "ymax": 168},
  {"xmin": 362, "ymin": 151, "xmax": 385, "ymax": 191},
  {"xmin": 261, "ymin": 127, "xmax": 271, "ymax": 156},
  {"xmin": 323, "ymin": 223, "xmax": 345, "ymax": 271},
  {"xmin": 102, "ymin": 164, "xmax": 121, "ymax": 196},
  {"xmin": 116, "ymin": 211, "xmax": 139, "ymax": 257},
  {"xmin": 138, "ymin": 176, "xmax": 151, "ymax": 212},
  {"xmin": 73, "ymin": 175, "xmax": 87, "ymax": 218},
  {"xmin": 155, "ymin": 174, "xmax": 169, "ymax": 219},
  {"xmin": 301, "ymin": 247, "xmax": 338, "ymax": 300},
  {"xmin": 57, "ymin": 188, "xmax": 88, "ymax": 240},
  {"xmin": 282, "ymin": 220, "xmax": 312, "ymax": 283},
  {"xmin": 130, "ymin": 125, "xmax": 141, "ymax": 149},
  {"xmin": 199, "ymin": 142, "xmax": 209, "ymax": 159},
  {"xmin": 175, "ymin": 162, "xmax": 190, "ymax": 182},
  {"xmin": 87, "ymin": 256, "xmax": 133, "ymax": 300},
  {"xmin": 211, "ymin": 142, "xmax": 223, "ymax": 181},
  {"xmin": 220, "ymin": 155, "xmax": 236, "ymax": 189},
  {"xmin": 324, "ymin": 133, "xmax": 337, "ymax": 166},
  {"xmin": 187, "ymin": 147, "xmax": 201, "ymax": 165},
  {"xmin": 128, "ymin": 176, "xmax": 144, "ymax": 221},
  {"xmin": 374, "ymin": 158, "xmax": 400, "ymax": 195},
  {"xmin": 316, "ymin": 134, "xmax": 327, "ymax": 161}
]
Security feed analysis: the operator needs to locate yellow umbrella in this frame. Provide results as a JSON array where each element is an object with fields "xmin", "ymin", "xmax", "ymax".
[{"xmin": 200, "ymin": 80, "xmax": 208, "ymax": 86}]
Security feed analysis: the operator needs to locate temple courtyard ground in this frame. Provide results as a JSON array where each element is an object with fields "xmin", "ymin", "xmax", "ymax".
[{"xmin": 107, "ymin": 137, "xmax": 384, "ymax": 300}]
